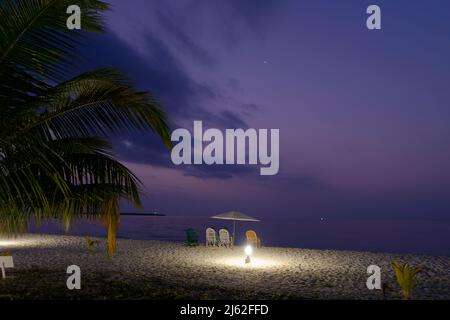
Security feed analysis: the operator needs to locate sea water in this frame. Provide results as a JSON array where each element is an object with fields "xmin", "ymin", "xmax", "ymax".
[{"xmin": 30, "ymin": 216, "xmax": 450, "ymax": 256}]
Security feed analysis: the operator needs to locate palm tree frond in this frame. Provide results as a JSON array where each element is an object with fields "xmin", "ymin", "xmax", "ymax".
[
  {"xmin": 0, "ymin": 0, "xmax": 110, "ymax": 82},
  {"xmin": 11, "ymin": 69, "xmax": 171, "ymax": 148}
]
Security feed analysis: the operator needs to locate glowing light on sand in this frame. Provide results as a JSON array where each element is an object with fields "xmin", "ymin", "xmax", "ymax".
[
  {"xmin": 244, "ymin": 245, "xmax": 253, "ymax": 264},
  {"xmin": 216, "ymin": 257, "xmax": 281, "ymax": 269},
  {"xmin": 0, "ymin": 236, "xmax": 55, "ymax": 248},
  {"xmin": 0, "ymin": 240, "xmax": 22, "ymax": 247}
]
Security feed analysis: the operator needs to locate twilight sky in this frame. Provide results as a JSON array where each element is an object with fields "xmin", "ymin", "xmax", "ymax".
[{"xmin": 78, "ymin": 0, "xmax": 450, "ymax": 220}]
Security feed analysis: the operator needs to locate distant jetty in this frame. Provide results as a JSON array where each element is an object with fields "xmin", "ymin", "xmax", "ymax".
[{"xmin": 120, "ymin": 212, "xmax": 166, "ymax": 217}]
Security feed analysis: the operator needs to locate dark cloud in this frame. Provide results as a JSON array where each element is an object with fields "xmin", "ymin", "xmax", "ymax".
[
  {"xmin": 185, "ymin": 0, "xmax": 286, "ymax": 44},
  {"xmin": 114, "ymin": 125, "xmax": 261, "ymax": 179},
  {"xmin": 113, "ymin": 134, "xmax": 171, "ymax": 168},
  {"xmin": 187, "ymin": 108, "xmax": 249, "ymax": 129},
  {"xmin": 78, "ymin": 34, "xmax": 253, "ymax": 179},
  {"xmin": 226, "ymin": 78, "xmax": 241, "ymax": 92},
  {"xmin": 241, "ymin": 103, "xmax": 264, "ymax": 117},
  {"xmin": 79, "ymin": 32, "xmax": 197, "ymax": 115},
  {"xmin": 73, "ymin": 0, "xmax": 283, "ymax": 181},
  {"xmin": 223, "ymin": 0, "xmax": 286, "ymax": 32},
  {"xmin": 79, "ymin": 29, "xmax": 256, "ymax": 125},
  {"xmin": 267, "ymin": 173, "xmax": 322, "ymax": 190},
  {"xmin": 182, "ymin": 164, "xmax": 258, "ymax": 180},
  {"xmin": 243, "ymin": 103, "xmax": 263, "ymax": 111},
  {"xmin": 155, "ymin": 9, "xmax": 216, "ymax": 68},
  {"xmin": 219, "ymin": 110, "xmax": 248, "ymax": 128},
  {"xmin": 77, "ymin": 32, "xmax": 189, "ymax": 170},
  {"xmin": 77, "ymin": 31, "xmax": 263, "ymax": 180}
]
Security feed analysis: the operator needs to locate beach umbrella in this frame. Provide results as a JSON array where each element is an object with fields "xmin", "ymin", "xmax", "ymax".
[{"xmin": 211, "ymin": 211, "xmax": 260, "ymax": 244}]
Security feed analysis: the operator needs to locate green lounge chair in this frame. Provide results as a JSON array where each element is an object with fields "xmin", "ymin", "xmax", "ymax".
[{"xmin": 186, "ymin": 228, "xmax": 199, "ymax": 246}]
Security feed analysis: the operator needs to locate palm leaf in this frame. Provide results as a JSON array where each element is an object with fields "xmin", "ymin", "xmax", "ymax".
[
  {"xmin": 392, "ymin": 261, "xmax": 422, "ymax": 300},
  {"xmin": 0, "ymin": 0, "xmax": 109, "ymax": 82},
  {"xmin": 8, "ymin": 69, "xmax": 171, "ymax": 148}
]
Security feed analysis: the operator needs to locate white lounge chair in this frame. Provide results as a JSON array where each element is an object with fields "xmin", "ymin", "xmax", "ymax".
[
  {"xmin": 206, "ymin": 228, "xmax": 217, "ymax": 246},
  {"xmin": 0, "ymin": 256, "xmax": 14, "ymax": 279},
  {"xmin": 219, "ymin": 228, "xmax": 232, "ymax": 248}
]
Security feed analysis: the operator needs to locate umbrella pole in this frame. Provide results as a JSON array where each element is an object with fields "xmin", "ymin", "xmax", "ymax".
[{"xmin": 233, "ymin": 220, "xmax": 236, "ymax": 246}]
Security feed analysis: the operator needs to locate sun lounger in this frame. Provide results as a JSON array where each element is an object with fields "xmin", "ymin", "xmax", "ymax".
[
  {"xmin": 206, "ymin": 227, "xmax": 217, "ymax": 246},
  {"xmin": 186, "ymin": 228, "xmax": 199, "ymax": 246},
  {"xmin": 219, "ymin": 228, "xmax": 232, "ymax": 248},
  {"xmin": 246, "ymin": 230, "xmax": 261, "ymax": 248},
  {"xmin": 0, "ymin": 255, "xmax": 14, "ymax": 279}
]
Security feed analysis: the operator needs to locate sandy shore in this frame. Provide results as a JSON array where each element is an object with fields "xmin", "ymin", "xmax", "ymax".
[{"xmin": 0, "ymin": 235, "xmax": 449, "ymax": 300}]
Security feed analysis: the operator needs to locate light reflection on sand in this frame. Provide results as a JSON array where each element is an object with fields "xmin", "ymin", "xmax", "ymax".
[{"xmin": 214, "ymin": 256, "xmax": 282, "ymax": 269}]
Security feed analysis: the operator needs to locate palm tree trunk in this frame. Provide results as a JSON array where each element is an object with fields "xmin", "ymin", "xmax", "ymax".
[
  {"xmin": 403, "ymin": 289, "xmax": 410, "ymax": 300},
  {"xmin": 103, "ymin": 196, "xmax": 120, "ymax": 257}
]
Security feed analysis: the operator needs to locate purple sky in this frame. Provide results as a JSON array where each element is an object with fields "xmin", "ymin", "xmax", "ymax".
[{"xmin": 79, "ymin": 0, "xmax": 450, "ymax": 220}]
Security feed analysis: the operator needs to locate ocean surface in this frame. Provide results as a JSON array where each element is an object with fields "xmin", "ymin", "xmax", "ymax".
[{"xmin": 30, "ymin": 216, "xmax": 450, "ymax": 256}]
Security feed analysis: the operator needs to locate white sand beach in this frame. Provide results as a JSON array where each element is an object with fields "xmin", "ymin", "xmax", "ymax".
[{"xmin": 1, "ymin": 235, "xmax": 449, "ymax": 299}]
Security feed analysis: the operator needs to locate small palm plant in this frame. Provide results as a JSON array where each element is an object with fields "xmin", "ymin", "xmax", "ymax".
[
  {"xmin": 392, "ymin": 261, "xmax": 422, "ymax": 300},
  {"xmin": 85, "ymin": 236, "xmax": 100, "ymax": 252}
]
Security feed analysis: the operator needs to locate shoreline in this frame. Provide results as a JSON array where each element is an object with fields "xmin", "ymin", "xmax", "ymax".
[
  {"xmin": 1, "ymin": 234, "xmax": 450, "ymax": 300},
  {"xmin": 27, "ymin": 230, "xmax": 450, "ymax": 258},
  {"xmin": 29, "ymin": 216, "xmax": 450, "ymax": 257}
]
